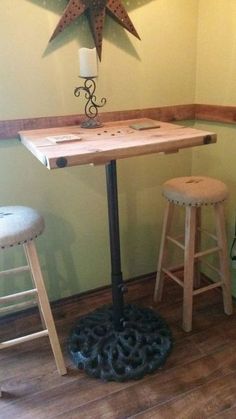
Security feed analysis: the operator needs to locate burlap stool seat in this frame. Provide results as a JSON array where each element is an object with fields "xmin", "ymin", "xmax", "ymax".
[
  {"xmin": 154, "ymin": 176, "xmax": 233, "ymax": 332},
  {"xmin": 0, "ymin": 206, "xmax": 44, "ymax": 248},
  {"xmin": 162, "ymin": 176, "xmax": 228, "ymax": 206},
  {"xmin": 0, "ymin": 206, "xmax": 66, "ymax": 390}
]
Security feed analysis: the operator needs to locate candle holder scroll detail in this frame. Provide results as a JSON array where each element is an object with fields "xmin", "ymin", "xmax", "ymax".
[{"xmin": 74, "ymin": 78, "xmax": 107, "ymax": 128}]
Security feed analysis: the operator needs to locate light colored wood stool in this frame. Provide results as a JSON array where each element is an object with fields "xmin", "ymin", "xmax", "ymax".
[
  {"xmin": 0, "ymin": 206, "xmax": 67, "ymax": 385},
  {"xmin": 154, "ymin": 176, "xmax": 233, "ymax": 332}
]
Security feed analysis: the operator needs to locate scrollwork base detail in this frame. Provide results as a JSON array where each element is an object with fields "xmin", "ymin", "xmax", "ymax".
[
  {"xmin": 68, "ymin": 304, "xmax": 173, "ymax": 382},
  {"xmin": 74, "ymin": 77, "xmax": 106, "ymax": 128}
]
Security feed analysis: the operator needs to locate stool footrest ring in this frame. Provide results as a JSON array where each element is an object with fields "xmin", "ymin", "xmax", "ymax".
[
  {"xmin": 193, "ymin": 281, "xmax": 223, "ymax": 296},
  {"xmin": 162, "ymin": 268, "xmax": 184, "ymax": 287},
  {"xmin": 0, "ymin": 265, "xmax": 30, "ymax": 277},
  {"xmin": 0, "ymin": 329, "xmax": 49, "ymax": 349},
  {"xmin": 0, "ymin": 288, "xmax": 37, "ymax": 303}
]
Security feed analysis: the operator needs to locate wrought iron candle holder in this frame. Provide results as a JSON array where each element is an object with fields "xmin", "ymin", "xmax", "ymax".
[{"xmin": 74, "ymin": 77, "xmax": 106, "ymax": 128}]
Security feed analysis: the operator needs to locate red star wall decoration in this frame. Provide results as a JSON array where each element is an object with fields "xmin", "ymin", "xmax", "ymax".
[{"xmin": 50, "ymin": 0, "xmax": 140, "ymax": 60}]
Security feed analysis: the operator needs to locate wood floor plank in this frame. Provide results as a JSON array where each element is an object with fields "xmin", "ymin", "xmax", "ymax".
[
  {"xmin": 134, "ymin": 370, "xmax": 236, "ymax": 419},
  {"xmin": 51, "ymin": 346, "xmax": 236, "ymax": 419},
  {"xmin": 0, "ymin": 332, "xmax": 198, "ymax": 417},
  {"xmin": 211, "ymin": 405, "xmax": 236, "ymax": 418},
  {"xmin": 1, "ymin": 278, "xmax": 235, "ymax": 419}
]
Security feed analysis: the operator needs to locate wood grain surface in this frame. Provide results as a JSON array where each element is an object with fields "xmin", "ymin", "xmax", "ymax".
[
  {"xmin": 2, "ymin": 104, "xmax": 236, "ymax": 141},
  {"xmin": 19, "ymin": 118, "xmax": 216, "ymax": 169},
  {"xmin": 0, "ymin": 276, "xmax": 235, "ymax": 418},
  {"xmin": 0, "ymin": 105, "xmax": 195, "ymax": 140}
]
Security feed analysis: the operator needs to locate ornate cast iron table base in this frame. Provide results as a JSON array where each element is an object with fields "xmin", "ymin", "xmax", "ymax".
[{"xmin": 68, "ymin": 304, "xmax": 172, "ymax": 382}]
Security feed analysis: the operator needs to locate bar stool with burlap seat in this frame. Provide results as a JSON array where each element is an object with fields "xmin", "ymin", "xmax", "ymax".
[
  {"xmin": 154, "ymin": 176, "xmax": 233, "ymax": 332},
  {"xmin": 0, "ymin": 206, "xmax": 67, "ymax": 381}
]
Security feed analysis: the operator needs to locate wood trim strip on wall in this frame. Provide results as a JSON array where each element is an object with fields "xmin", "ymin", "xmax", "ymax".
[
  {"xmin": 0, "ymin": 104, "xmax": 195, "ymax": 140},
  {"xmin": 1, "ymin": 103, "xmax": 236, "ymax": 140},
  {"xmin": 195, "ymin": 104, "xmax": 236, "ymax": 124}
]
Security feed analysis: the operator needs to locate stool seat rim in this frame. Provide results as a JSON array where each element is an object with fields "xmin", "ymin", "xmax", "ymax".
[
  {"xmin": 162, "ymin": 176, "xmax": 228, "ymax": 206},
  {"xmin": 0, "ymin": 206, "xmax": 44, "ymax": 249}
]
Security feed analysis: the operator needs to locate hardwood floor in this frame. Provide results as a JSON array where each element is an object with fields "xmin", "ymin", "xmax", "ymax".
[{"xmin": 1, "ymin": 276, "xmax": 236, "ymax": 418}]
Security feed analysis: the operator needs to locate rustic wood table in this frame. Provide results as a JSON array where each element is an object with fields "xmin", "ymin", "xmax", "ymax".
[{"xmin": 19, "ymin": 118, "xmax": 216, "ymax": 381}]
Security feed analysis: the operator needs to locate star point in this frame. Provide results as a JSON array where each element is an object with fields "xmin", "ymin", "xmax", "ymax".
[{"xmin": 49, "ymin": 0, "xmax": 140, "ymax": 60}]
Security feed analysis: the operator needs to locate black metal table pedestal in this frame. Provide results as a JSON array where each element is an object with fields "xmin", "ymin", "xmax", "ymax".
[
  {"xmin": 68, "ymin": 160, "xmax": 172, "ymax": 381},
  {"xmin": 105, "ymin": 160, "xmax": 124, "ymax": 331}
]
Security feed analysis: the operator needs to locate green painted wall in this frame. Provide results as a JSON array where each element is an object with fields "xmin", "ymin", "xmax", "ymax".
[
  {"xmin": 193, "ymin": 0, "xmax": 236, "ymax": 296},
  {"xmin": 192, "ymin": 122, "xmax": 236, "ymax": 295},
  {"xmin": 0, "ymin": 1, "xmax": 197, "ymax": 301},
  {"xmin": 2, "ymin": 1, "xmax": 236, "ymax": 301},
  {"xmin": 0, "ymin": 0, "xmax": 198, "ymax": 119},
  {"xmin": 196, "ymin": 0, "xmax": 236, "ymax": 105}
]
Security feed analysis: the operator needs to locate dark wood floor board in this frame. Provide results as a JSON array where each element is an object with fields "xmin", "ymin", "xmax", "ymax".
[
  {"xmin": 0, "ymin": 326, "xmax": 206, "ymax": 417},
  {"xmin": 2, "ymin": 310, "xmax": 234, "ymax": 416},
  {"xmin": 211, "ymin": 405, "xmax": 236, "ymax": 418},
  {"xmin": 189, "ymin": 317, "xmax": 236, "ymax": 356},
  {"xmin": 133, "ymin": 369, "xmax": 236, "ymax": 419},
  {"xmin": 0, "ymin": 372, "xmax": 131, "ymax": 419},
  {"xmin": 51, "ymin": 346, "xmax": 236, "ymax": 419},
  {"xmin": 1, "ymin": 312, "xmax": 234, "ymax": 412},
  {"xmin": 1, "ymin": 278, "xmax": 236, "ymax": 419},
  {"xmin": 0, "ymin": 342, "xmax": 76, "ymax": 395},
  {"xmin": 152, "ymin": 299, "xmax": 229, "ymax": 343}
]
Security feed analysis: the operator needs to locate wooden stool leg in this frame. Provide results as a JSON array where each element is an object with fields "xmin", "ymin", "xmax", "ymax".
[
  {"xmin": 183, "ymin": 206, "xmax": 196, "ymax": 332},
  {"xmin": 24, "ymin": 241, "xmax": 67, "ymax": 376},
  {"xmin": 154, "ymin": 201, "xmax": 174, "ymax": 302},
  {"xmin": 194, "ymin": 207, "xmax": 201, "ymax": 289},
  {"xmin": 36, "ymin": 294, "xmax": 47, "ymax": 329},
  {"xmin": 214, "ymin": 203, "xmax": 233, "ymax": 315}
]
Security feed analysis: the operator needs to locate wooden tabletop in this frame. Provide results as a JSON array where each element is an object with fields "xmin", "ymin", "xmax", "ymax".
[{"xmin": 19, "ymin": 118, "xmax": 216, "ymax": 170}]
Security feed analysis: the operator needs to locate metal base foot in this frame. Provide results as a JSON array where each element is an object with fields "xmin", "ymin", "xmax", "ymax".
[
  {"xmin": 81, "ymin": 118, "xmax": 103, "ymax": 128},
  {"xmin": 68, "ymin": 304, "xmax": 173, "ymax": 381}
]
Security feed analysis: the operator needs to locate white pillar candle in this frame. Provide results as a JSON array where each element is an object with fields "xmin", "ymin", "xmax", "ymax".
[{"xmin": 79, "ymin": 47, "xmax": 98, "ymax": 78}]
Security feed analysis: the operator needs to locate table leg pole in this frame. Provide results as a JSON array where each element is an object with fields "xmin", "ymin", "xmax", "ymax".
[
  {"xmin": 68, "ymin": 160, "xmax": 172, "ymax": 381},
  {"xmin": 105, "ymin": 160, "xmax": 124, "ymax": 331}
]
